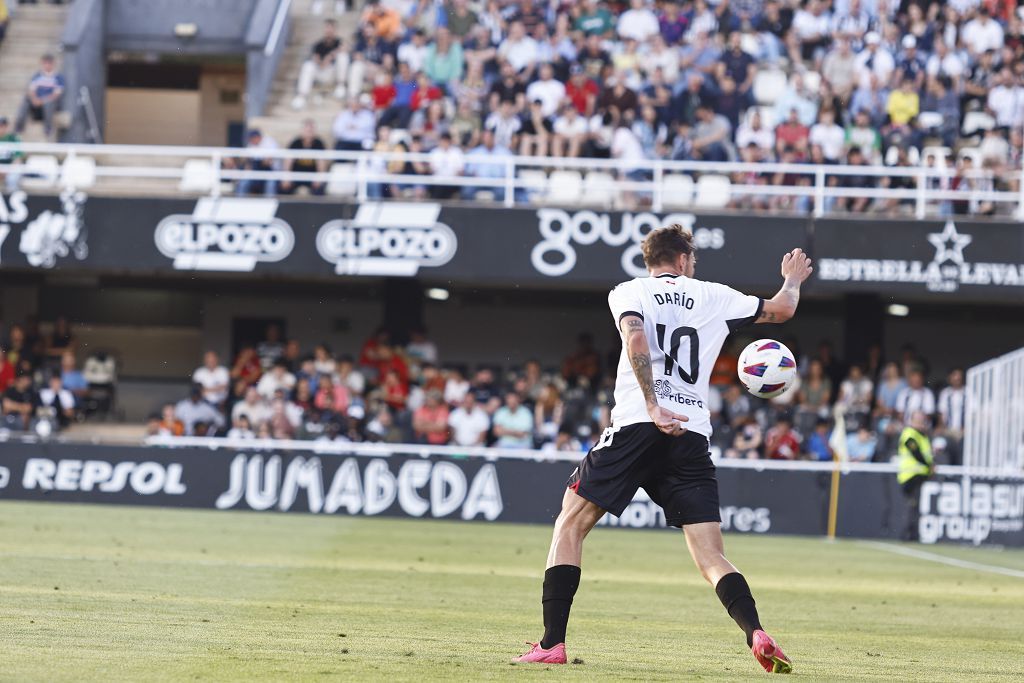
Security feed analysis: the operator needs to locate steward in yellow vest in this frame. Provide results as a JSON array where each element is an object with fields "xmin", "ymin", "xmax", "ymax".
[{"xmin": 898, "ymin": 411, "xmax": 934, "ymax": 541}]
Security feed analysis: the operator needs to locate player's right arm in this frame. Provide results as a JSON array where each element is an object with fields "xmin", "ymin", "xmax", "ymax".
[
  {"xmin": 757, "ymin": 248, "xmax": 814, "ymax": 324},
  {"xmin": 619, "ymin": 315, "xmax": 688, "ymax": 436}
]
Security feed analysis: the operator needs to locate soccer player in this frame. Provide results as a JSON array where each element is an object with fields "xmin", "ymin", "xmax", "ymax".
[{"xmin": 516, "ymin": 225, "xmax": 813, "ymax": 673}]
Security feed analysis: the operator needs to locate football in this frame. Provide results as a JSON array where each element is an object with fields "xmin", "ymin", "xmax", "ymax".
[{"xmin": 737, "ymin": 339, "xmax": 798, "ymax": 399}]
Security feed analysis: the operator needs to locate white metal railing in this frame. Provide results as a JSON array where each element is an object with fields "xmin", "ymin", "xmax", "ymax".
[
  {"xmin": 0, "ymin": 141, "xmax": 1021, "ymax": 219},
  {"xmin": 139, "ymin": 434, "xmax": 995, "ymax": 477},
  {"xmin": 965, "ymin": 347, "xmax": 1024, "ymax": 475}
]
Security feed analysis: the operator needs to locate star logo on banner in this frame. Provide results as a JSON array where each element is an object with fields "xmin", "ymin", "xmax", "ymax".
[{"xmin": 927, "ymin": 221, "xmax": 972, "ymax": 265}]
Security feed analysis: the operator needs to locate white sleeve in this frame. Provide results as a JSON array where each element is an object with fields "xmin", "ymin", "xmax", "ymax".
[
  {"xmin": 708, "ymin": 282, "xmax": 764, "ymax": 331},
  {"xmin": 607, "ymin": 281, "xmax": 644, "ymax": 328}
]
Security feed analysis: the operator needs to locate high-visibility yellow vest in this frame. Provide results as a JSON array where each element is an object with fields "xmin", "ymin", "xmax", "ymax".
[{"xmin": 897, "ymin": 427, "xmax": 933, "ymax": 484}]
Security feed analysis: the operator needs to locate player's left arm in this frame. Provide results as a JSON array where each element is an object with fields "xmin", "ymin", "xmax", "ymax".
[
  {"xmin": 619, "ymin": 315, "xmax": 687, "ymax": 436},
  {"xmin": 757, "ymin": 248, "xmax": 813, "ymax": 324}
]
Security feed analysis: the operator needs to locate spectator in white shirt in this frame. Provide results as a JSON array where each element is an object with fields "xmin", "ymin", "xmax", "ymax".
[
  {"xmin": 552, "ymin": 105, "xmax": 589, "ymax": 157},
  {"xmin": 792, "ymin": 0, "xmax": 831, "ymax": 62},
  {"xmin": 853, "ymin": 32, "xmax": 894, "ymax": 90},
  {"xmin": 397, "ymin": 28, "xmax": 429, "ymax": 73},
  {"xmin": 192, "ymin": 351, "xmax": 230, "ymax": 406},
  {"xmin": 332, "ymin": 94, "xmax": 376, "ymax": 151},
  {"xmin": 37, "ymin": 375, "xmax": 75, "ymax": 428},
  {"xmin": 232, "ymin": 386, "xmax": 270, "ymax": 428},
  {"xmin": 809, "ymin": 108, "xmax": 845, "ymax": 161},
  {"xmin": 895, "ymin": 369, "xmax": 935, "ymax": 423},
  {"xmin": 962, "ymin": 7, "xmax": 1005, "ymax": 57},
  {"xmin": 926, "ymin": 39, "xmax": 964, "ymax": 85},
  {"xmin": 937, "ymin": 368, "xmax": 966, "ymax": 434},
  {"xmin": 498, "ymin": 21, "xmax": 540, "ymax": 76},
  {"xmin": 735, "ymin": 109, "xmax": 774, "ymax": 152},
  {"xmin": 986, "ymin": 69, "xmax": 1024, "ymax": 129},
  {"xmin": 226, "ymin": 415, "xmax": 256, "ymax": 440},
  {"xmin": 444, "ymin": 368, "xmax": 470, "ymax": 405},
  {"xmin": 428, "ymin": 132, "xmax": 465, "ymax": 200},
  {"xmin": 617, "ymin": 0, "xmax": 659, "ymax": 42},
  {"xmin": 448, "ymin": 393, "xmax": 491, "ymax": 447},
  {"xmin": 257, "ymin": 360, "xmax": 296, "ymax": 400},
  {"xmin": 525, "ymin": 64, "xmax": 566, "ymax": 119},
  {"xmin": 484, "ymin": 99, "xmax": 523, "ymax": 151}
]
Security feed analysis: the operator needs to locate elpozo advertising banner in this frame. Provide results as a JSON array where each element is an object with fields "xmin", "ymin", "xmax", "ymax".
[
  {"xmin": 0, "ymin": 442, "xmax": 1020, "ymax": 546},
  {"xmin": 813, "ymin": 217, "xmax": 1024, "ymax": 300},
  {"xmin": 0, "ymin": 191, "xmax": 806, "ymax": 289}
]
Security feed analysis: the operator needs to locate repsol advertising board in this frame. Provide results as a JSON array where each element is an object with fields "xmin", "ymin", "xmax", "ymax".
[
  {"xmin": 813, "ymin": 217, "xmax": 1024, "ymax": 301},
  {"xmin": 3, "ymin": 442, "xmax": 1020, "ymax": 545},
  {"xmin": 0, "ymin": 193, "xmax": 806, "ymax": 290}
]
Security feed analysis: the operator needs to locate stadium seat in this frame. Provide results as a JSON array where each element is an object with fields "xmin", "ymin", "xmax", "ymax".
[
  {"xmin": 581, "ymin": 171, "xmax": 616, "ymax": 206},
  {"xmin": 885, "ymin": 145, "xmax": 923, "ymax": 166},
  {"xmin": 753, "ymin": 70, "xmax": 787, "ymax": 105},
  {"xmin": 694, "ymin": 174, "xmax": 732, "ymax": 208},
  {"xmin": 801, "ymin": 71, "xmax": 821, "ymax": 94},
  {"xmin": 517, "ymin": 169, "xmax": 549, "ymax": 202},
  {"xmin": 958, "ymin": 147, "xmax": 983, "ymax": 166},
  {"xmin": 20, "ymin": 155, "xmax": 60, "ymax": 189},
  {"xmin": 326, "ymin": 162, "xmax": 358, "ymax": 197},
  {"xmin": 660, "ymin": 173, "xmax": 695, "ymax": 208},
  {"xmin": 547, "ymin": 170, "xmax": 583, "ymax": 204},
  {"xmin": 179, "ymin": 159, "xmax": 215, "ymax": 193},
  {"xmin": 60, "ymin": 156, "xmax": 96, "ymax": 189},
  {"xmin": 962, "ymin": 111, "xmax": 995, "ymax": 136},
  {"xmin": 917, "ymin": 111, "xmax": 944, "ymax": 131},
  {"xmin": 922, "ymin": 146, "xmax": 953, "ymax": 166}
]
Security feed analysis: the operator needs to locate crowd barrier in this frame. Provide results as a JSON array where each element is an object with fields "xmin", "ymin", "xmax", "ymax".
[{"xmin": 0, "ymin": 439, "xmax": 1020, "ymax": 547}]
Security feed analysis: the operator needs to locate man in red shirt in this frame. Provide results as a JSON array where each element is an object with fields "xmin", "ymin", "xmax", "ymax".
[
  {"xmin": 413, "ymin": 391, "xmax": 450, "ymax": 445},
  {"xmin": 765, "ymin": 416, "xmax": 802, "ymax": 460},
  {"xmin": 0, "ymin": 348, "xmax": 15, "ymax": 392},
  {"xmin": 565, "ymin": 65, "xmax": 599, "ymax": 116},
  {"xmin": 774, "ymin": 108, "xmax": 809, "ymax": 157}
]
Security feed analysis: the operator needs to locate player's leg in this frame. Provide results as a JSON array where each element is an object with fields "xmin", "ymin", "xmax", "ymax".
[
  {"xmin": 683, "ymin": 522, "xmax": 792, "ymax": 673},
  {"xmin": 541, "ymin": 487, "xmax": 605, "ymax": 643}
]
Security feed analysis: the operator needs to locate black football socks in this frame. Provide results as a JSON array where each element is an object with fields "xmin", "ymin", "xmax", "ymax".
[
  {"xmin": 715, "ymin": 572, "xmax": 763, "ymax": 647},
  {"xmin": 540, "ymin": 564, "xmax": 581, "ymax": 649}
]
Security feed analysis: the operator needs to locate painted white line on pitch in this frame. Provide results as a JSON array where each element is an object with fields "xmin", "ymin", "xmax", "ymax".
[{"xmin": 859, "ymin": 541, "xmax": 1024, "ymax": 579}]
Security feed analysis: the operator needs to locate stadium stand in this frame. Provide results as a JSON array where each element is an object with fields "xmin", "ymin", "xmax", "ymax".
[{"xmin": 0, "ymin": 2, "xmax": 69, "ymax": 142}]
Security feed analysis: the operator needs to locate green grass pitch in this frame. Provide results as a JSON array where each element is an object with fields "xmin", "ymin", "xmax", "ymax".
[{"xmin": 1, "ymin": 501, "xmax": 1023, "ymax": 681}]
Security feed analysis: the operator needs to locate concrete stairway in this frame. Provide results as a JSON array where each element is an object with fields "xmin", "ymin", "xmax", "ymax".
[
  {"xmin": 248, "ymin": 0, "xmax": 360, "ymax": 146},
  {"xmin": 0, "ymin": 2, "xmax": 70, "ymax": 141}
]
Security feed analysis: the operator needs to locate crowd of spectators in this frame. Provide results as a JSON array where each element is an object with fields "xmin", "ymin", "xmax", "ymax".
[
  {"xmin": 0, "ymin": 316, "xmax": 111, "ymax": 433},
  {"xmin": 236, "ymin": 0, "xmax": 1024, "ymax": 215},
  {"xmin": 715, "ymin": 340, "xmax": 965, "ymax": 464},
  {"xmin": 158, "ymin": 322, "xmax": 964, "ymax": 465}
]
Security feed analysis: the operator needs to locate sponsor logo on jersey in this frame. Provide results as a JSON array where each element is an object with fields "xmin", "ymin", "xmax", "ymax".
[
  {"xmin": 154, "ymin": 197, "xmax": 295, "ymax": 271},
  {"xmin": 918, "ymin": 479, "xmax": 1024, "ymax": 545},
  {"xmin": 316, "ymin": 202, "xmax": 457, "ymax": 277},
  {"xmin": 1, "ymin": 189, "xmax": 89, "ymax": 269},
  {"xmin": 818, "ymin": 221, "xmax": 1024, "ymax": 293},
  {"xmin": 215, "ymin": 454, "xmax": 502, "ymax": 520},
  {"xmin": 532, "ymin": 209, "xmax": 725, "ymax": 277}
]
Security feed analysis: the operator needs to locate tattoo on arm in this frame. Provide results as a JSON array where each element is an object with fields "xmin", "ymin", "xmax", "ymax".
[{"xmin": 622, "ymin": 317, "xmax": 657, "ymax": 408}]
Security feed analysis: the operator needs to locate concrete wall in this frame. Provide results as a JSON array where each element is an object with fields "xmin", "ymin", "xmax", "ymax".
[{"xmin": 106, "ymin": 0, "xmax": 261, "ymax": 54}]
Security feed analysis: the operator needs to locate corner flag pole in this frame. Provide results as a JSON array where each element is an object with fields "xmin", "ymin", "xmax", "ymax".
[{"xmin": 826, "ymin": 408, "xmax": 848, "ymax": 540}]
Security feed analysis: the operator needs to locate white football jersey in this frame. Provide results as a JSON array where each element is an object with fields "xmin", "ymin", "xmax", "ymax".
[{"xmin": 608, "ymin": 273, "xmax": 763, "ymax": 438}]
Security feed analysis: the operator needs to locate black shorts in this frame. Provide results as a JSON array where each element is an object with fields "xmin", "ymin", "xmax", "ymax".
[{"xmin": 567, "ymin": 423, "xmax": 720, "ymax": 527}]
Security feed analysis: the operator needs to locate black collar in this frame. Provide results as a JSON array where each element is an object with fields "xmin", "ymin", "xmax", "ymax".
[{"xmin": 654, "ymin": 273, "xmax": 681, "ymax": 279}]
